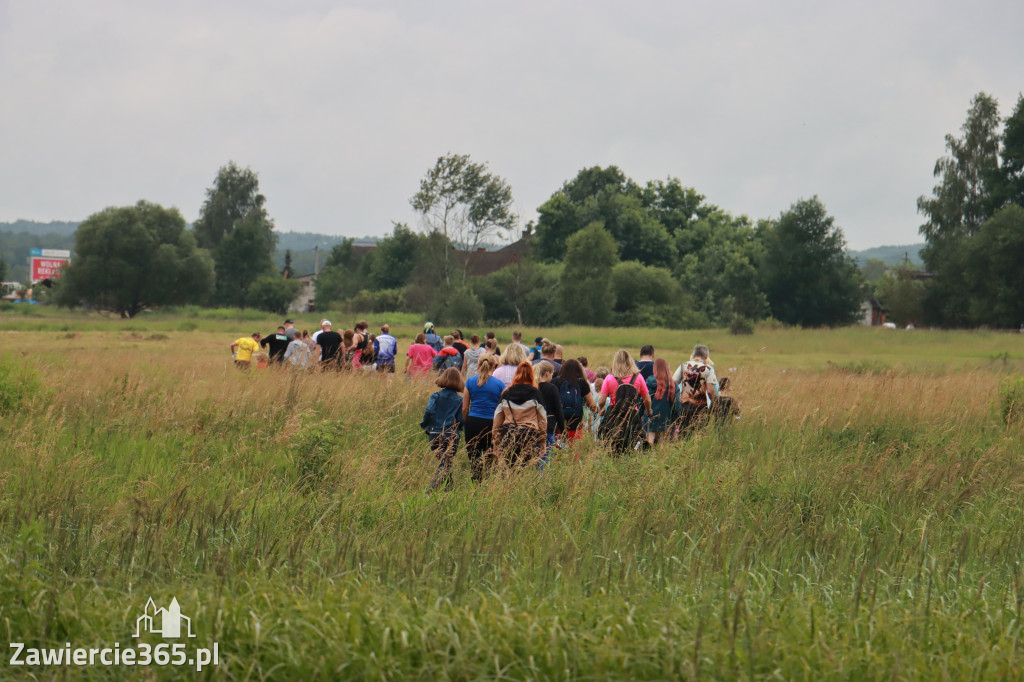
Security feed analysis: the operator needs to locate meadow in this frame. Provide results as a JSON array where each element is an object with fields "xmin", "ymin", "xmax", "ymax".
[{"xmin": 1, "ymin": 306, "xmax": 1024, "ymax": 680}]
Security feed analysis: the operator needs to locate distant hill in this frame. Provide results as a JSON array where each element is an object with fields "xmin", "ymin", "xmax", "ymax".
[
  {"xmin": 847, "ymin": 244, "xmax": 923, "ymax": 267},
  {"xmin": 0, "ymin": 220, "xmax": 80, "ymax": 237}
]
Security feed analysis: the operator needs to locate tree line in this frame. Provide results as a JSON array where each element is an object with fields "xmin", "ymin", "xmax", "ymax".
[{"xmin": 50, "ymin": 93, "xmax": 1024, "ymax": 328}]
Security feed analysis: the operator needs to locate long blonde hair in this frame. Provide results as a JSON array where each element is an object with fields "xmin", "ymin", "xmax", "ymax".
[
  {"xmin": 476, "ymin": 355, "xmax": 498, "ymax": 386},
  {"xmin": 611, "ymin": 349, "xmax": 639, "ymax": 379}
]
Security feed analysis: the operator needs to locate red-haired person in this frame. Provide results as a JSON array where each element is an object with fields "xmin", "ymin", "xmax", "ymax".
[
  {"xmin": 645, "ymin": 358, "xmax": 681, "ymax": 445},
  {"xmin": 491, "ymin": 362, "xmax": 547, "ymax": 468}
]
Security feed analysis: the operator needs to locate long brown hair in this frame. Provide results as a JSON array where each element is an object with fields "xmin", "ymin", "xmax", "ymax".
[{"xmin": 653, "ymin": 357, "xmax": 674, "ymax": 401}]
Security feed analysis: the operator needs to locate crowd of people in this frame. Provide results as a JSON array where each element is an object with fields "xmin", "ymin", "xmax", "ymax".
[{"xmin": 230, "ymin": 319, "xmax": 737, "ymax": 492}]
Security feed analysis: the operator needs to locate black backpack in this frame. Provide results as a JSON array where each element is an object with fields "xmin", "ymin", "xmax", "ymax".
[
  {"xmin": 598, "ymin": 374, "xmax": 643, "ymax": 453},
  {"xmin": 556, "ymin": 377, "xmax": 584, "ymax": 420},
  {"xmin": 432, "ymin": 351, "xmax": 462, "ymax": 372}
]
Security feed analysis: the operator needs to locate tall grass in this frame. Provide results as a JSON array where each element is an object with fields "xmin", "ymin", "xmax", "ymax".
[{"xmin": 0, "ymin": 319, "xmax": 1023, "ymax": 679}]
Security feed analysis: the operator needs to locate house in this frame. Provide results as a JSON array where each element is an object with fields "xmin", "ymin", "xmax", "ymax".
[{"xmin": 860, "ymin": 295, "xmax": 886, "ymax": 326}]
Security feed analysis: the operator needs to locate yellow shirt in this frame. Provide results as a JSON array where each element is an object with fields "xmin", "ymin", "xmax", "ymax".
[{"xmin": 234, "ymin": 338, "xmax": 259, "ymax": 362}]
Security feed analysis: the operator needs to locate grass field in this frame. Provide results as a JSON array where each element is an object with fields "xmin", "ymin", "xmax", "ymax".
[{"xmin": 2, "ymin": 308, "xmax": 1024, "ymax": 680}]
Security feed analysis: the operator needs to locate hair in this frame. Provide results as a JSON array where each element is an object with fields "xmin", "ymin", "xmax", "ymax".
[
  {"xmin": 577, "ymin": 356, "xmax": 589, "ymax": 368},
  {"xmin": 611, "ymin": 349, "xmax": 639, "ymax": 379},
  {"xmin": 476, "ymin": 354, "xmax": 498, "ymax": 386},
  {"xmin": 356, "ymin": 320, "xmax": 368, "ymax": 331},
  {"xmin": 485, "ymin": 338, "xmax": 497, "ymax": 351},
  {"xmin": 380, "ymin": 324, "xmax": 390, "ymax": 334},
  {"xmin": 343, "ymin": 330, "xmax": 354, "ymax": 345},
  {"xmin": 559, "ymin": 358, "xmax": 586, "ymax": 384},
  {"xmin": 251, "ymin": 332, "xmax": 260, "ymax": 339},
  {"xmin": 301, "ymin": 330, "xmax": 309, "ymax": 339},
  {"xmin": 511, "ymin": 361, "xmax": 536, "ymax": 387},
  {"xmin": 470, "ymin": 333, "xmax": 480, "ymax": 344},
  {"xmin": 595, "ymin": 366, "xmax": 610, "ymax": 382},
  {"xmin": 452, "ymin": 329, "xmax": 462, "ymax": 340},
  {"xmin": 500, "ymin": 342, "xmax": 528, "ymax": 366},
  {"xmin": 536, "ymin": 360, "xmax": 554, "ymax": 381},
  {"xmin": 541, "ymin": 342, "xmax": 557, "ymax": 357},
  {"xmin": 435, "ymin": 367, "xmax": 465, "ymax": 392},
  {"xmin": 554, "ymin": 344, "xmax": 564, "ymax": 360},
  {"xmin": 692, "ymin": 344, "xmax": 710, "ymax": 361},
  {"xmin": 535, "ymin": 336, "xmax": 544, "ymax": 345},
  {"xmin": 443, "ymin": 335, "xmax": 454, "ymax": 347},
  {"xmin": 640, "ymin": 344, "xmax": 655, "ymax": 357},
  {"xmin": 277, "ymin": 326, "xmax": 285, "ymax": 332},
  {"xmin": 653, "ymin": 357, "xmax": 675, "ymax": 401},
  {"xmin": 485, "ymin": 331, "xmax": 496, "ymax": 340},
  {"xmin": 512, "ymin": 330, "xmax": 523, "ymax": 341},
  {"xmin": 414, "ymin": 332, "xmax": 426, "ymax": 344}
]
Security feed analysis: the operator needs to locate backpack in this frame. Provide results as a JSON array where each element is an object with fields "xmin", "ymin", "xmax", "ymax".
[
  {"xmin": 497, "ymin": 399, "xmax": 544, "ymax": 466},
  {"xmin": 598, "ymin": 374, "xmax": 643, "ymax": 453},
  {"xmin": 432, "ymin": 351, "xmax": 461, "ymax": 372},
  {"xmin": 682, "ymin": 361, "xmax": 712, "ymax": 407},
  {"xmin": 556, "ymin": 377, "xmax": 584, "ymax": 420}
]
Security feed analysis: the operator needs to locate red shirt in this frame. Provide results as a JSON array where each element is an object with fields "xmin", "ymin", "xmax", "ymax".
[{"xmin": 406, "ymin": 343, "xmax": 437, "ymax": 374}]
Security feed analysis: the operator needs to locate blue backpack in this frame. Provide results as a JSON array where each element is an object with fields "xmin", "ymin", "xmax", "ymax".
[{"xmin": 556, "ymin": 377, "xmax": 584, "ymax": 420}]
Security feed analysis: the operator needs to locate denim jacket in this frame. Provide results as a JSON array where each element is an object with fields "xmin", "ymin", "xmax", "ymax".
[{"xmin": 420, "ymin": 388, "xmax": 464, "ymax": 436}]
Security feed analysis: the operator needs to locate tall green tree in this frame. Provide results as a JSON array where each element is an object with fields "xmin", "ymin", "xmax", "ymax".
[
  {"xmin": 996, "ymin": 95, "xmax": 1024, "ymax": 208},
  {"xmin": 194, "ymin": 162, "xmax": 277, "ymax": 307},
  {"xmin": 874, "ymin": 265, "xmax": 927, "ymax": 327},
  {"xmin": 759, "ymin": 197, "xmax": 862, "ymax": 327},
  {"xmin": 410, "ymin": 153, "xmax": 517, "ymax": 285},
  {"xmin": 558, "ymin": 222, "xmax": 618, "ymax": 326},
  {"xmin": 917, "ymin": 93, "xmax": 1003, "ymax": 325},
  {"xmin": 54, "ymin": 201, "xmax": 214, "ymax": 317},
  {"xmin": 962, "ymin": 204, "xmax": 1024, "ymax": 327}
]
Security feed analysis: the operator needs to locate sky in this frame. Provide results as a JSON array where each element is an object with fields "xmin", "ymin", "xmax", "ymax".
[{"xmin": 2, "ymin": 1, "xmax": 1022, "ymax": 250}]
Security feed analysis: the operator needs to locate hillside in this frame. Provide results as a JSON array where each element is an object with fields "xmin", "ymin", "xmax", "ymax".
[{"xmin": 847, "ymin": 243, "xmax": 923, "ymax": 266}]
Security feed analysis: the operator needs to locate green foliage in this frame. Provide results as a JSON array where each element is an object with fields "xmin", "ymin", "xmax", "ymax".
[
  {"xmin": 361, "ymin": 223, "xmax": 430, "ymax": 290},
  {"xmin": 0, "ymin": 357, "xmax": 42, "ymax": 415},
  {"xmin": 430, "ymin": 285, "xmax": 485, "ymax": 326},
  {"xmin": 559, "ymin": 222, "xmax": 618, "ymax": 326},
  {"xmin": 874, "ymin": 265, "xmax": 927, "ymax": 327},
  {"xmin": 759, "ymin": 197, "xmax": 862, "ymax": 327},
  {"xmin": 474, "ymin": 260, "xmax": 562, "ymax": 325},
  {"xmin": 247, "ymin": 276, "xmax": 303, "ymax": 314},
  {"xmin": 859, "ymin": 258, "xmax": 888, "ymax": 284},
  {"xmin": 729, "ymin": 316, "xmax": 755, "ymax": 335},
  {"xmin": 54, "ymin": 201, "xmax": 214, "ymax": 318},
  {"xmin": 610, "ymin": 261, "xmax": 697, "ymax": 328},
  {"xmin": 291, "ymin": 417, "xmax": 347, "ymax": 488},
  {"xmin": 347, "ymin": 288, "xmax": 405, "ymax": 314},
  {"xmin": 996, "ymin": 374, "xmax": 1024, "ymax": 426},
  {"xmin": 193, "ymin": 161, "xmax": 269, "ymax": 250},
  {"xmin": 962, "ymin": 204, "xmax": 1024, "ymax": 327},
  {"xmin": 999, "ymin": 95, "xmax": 1024, "ymax": 207}
]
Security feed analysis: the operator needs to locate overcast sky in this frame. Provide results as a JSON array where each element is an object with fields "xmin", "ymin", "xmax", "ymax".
[{"xmin": 2, "ymin": 1, "xmax": 1021, "ymax": 250}]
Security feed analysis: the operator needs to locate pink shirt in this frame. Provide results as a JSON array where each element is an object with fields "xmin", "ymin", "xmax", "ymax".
[
  {"xmin": 600, "ymin": 373, "xmax": 649, "ymax": 405},
  {"xmin": 406, "ymin": 343, "xmax": 437, "ymax": 374}
]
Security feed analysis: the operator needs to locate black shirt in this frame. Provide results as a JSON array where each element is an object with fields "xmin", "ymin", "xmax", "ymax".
[
  {"xmin": 636, "ymin": 359, "xmax": 655, "ymax": 380},
  {"xmin": 538, "ymin": 381, "xmax": 566, "ymax": 434},
  {"xmin": 261, "ymin": 333, "xmax": 290, "ymax": 361},
  {"xmin": 317, "ymin": 330, "xmax": 343, "ymax": 364}
]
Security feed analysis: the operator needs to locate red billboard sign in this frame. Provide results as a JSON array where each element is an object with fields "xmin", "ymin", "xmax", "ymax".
[{"xmin": 31, "ymin": 257, "xmax": 69, "ymax": 281}]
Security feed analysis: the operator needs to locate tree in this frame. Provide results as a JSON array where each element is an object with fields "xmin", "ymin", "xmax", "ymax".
[
  {"xmin": 759, "ymin": 197, "xmax": 862, "ymax": 327},
  {"xmin": 917, "ymin": 93, "xmax": 1003, "ymax": 325},
  {"xmin": 558, "ymin": 222, "xmax": 618, "ymax": 326},
  {"xmin": 361, "ymin": 223, "xmax": 432, "ymax": 290},
  {"xmin": 610, "ymin": 261, "xmax": 700, "ymax": 328},
  {"xmin": 193, "ymin": 162, "xmax": 269, "ymax": 249},
  {"xmin": 961, "ymin": 204, "xmax": 1024, "ymax": 327},
  {"xmin": 54, "ymin": 201, "xmax": 214, "ymax": 318},
  {"xmin": 874, "ymin": 266, "xmax": 926, "ymax": 327},
  {"xmin": 410, "ymin": 153, "xmax": 517, "ymax": 285},
  {"xmin": 996, "ymin": 95, "xmax": 1024, "ymax": 209},
  {"xmin": 475, "ymin": 260, "xmax": 563, "ymax": 326},
  {"xmin": 311, "ymin": 239, "xmax": 360, "ymax": 309},
  {"xmin": 0, "ymin": 255, "xmax": 6, "ymax": 283},
  {"xmin": 247, "ymin": 276, "xmax": 303, "ymax": 315}
]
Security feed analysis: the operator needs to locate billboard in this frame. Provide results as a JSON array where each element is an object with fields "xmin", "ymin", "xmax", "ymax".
[{"xmin": 29, "ymin": 249, "xmax": 71, "ymax": 281}]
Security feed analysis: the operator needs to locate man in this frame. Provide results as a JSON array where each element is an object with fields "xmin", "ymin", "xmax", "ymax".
[
  {"xmin": 529, "ymin": 336, "xmax": 544, "ymax": 362},
  {"xmin": 374, "ymin": 324, "xmax": 398, "ymax": 373},
  {"xmin": 424, "ymin": 322, "xmax": 443, "ymax": 352},
  {"xmin": 260, "ymin": 326, "xmax": 291, "ymax": 363},
  {"xmin": 283, "ymin": 318, "xmax": 297, "ymax": 341},
  {"xmin": 531, "ymin": 341, "xmax": 562, "ymax": 374},
  {"xmin": 636, "ymin": 345, "xmax": 656, "ymax": 380},
  {"xmin": 675, "ymin": 344, "xmax": 728, "ymax": 432},
  {"xmin": 315, "ymin": 320, "xmax": 344, "ymax": 369},
  {"xmin": 230, "ymin": 332, "xmax": 261, "ymax": 370},
  {"xmin": 510, "ymin": 330, "xmax": 532, "ymax": 357}
]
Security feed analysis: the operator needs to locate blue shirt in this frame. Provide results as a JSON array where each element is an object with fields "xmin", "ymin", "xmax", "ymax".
[{"xmin": 465, "ymin": 375, "xmax": 506, "ymax": 420}]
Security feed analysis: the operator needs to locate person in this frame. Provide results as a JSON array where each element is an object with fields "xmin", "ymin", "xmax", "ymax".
[
  {"xmin": 462, "ymin": 334, "xmax": 483, "ymax": 377},
  {"xmin": 577, "ymin": 356, "xmax": 597, "ymax": 384},
  {"xmin": 554, "ymin": 359, "xmax": 599, "ymax": 442},
  {"xmin": 230, "ymin": 332, "xmax": 261, "ymax": 370},
  {"xmin": 284, "ymin": 333, "xmax": 313, "ymax": 369},
  {"xmin": 283, "ymin": 318, "xmax": 297, "ymax": 341},
  {"xmin": 451, "ymin": 329, "xmax": 469, "ymax": 356},
  {"xmin": 461, "ymin": 355, "xmax": 504, "ymax": 482},
  {"xmin": 315, "ymin": 321, "xmax": 343, "ymax": 369},
  {"xmin": 374, "ymin": 324, "xmax": 398, "ymax": 373},
  {"xmin": 636, "ymin": 345, "xmax": 656, "ymax": 380},
  {"xmin": 341, "ymin": 329, "xmax": 356, "ymax": 369},
  {"xmin": 673, "ymin": 344, "xmax": 720, "ymax": 399},
  {"xmin": 597, "ymin": 350, "xmax": 653, "ymax": 453},
  {"xmin": 405, "ymin": 332, "xmax": 438, "ymax": 376},
  {"xmin": 529, "ymin": 336, "xmax": 544, "ymax": 362},
  {"xmin": 510, "ymin": 330, "xmax": 531, "ymax": 356},
  {"xmin": 421, "ymin": 368, "xmax": 464, "ymax": 493},
  {"xmin": 535, "ymin": 361, "xmax": 565, "ymax": 468},
  {"xmin": 260, "ymin": 326, "xmax": 291, "ymax": 363},
  {"xmin": 675, "ymin": 344, "xmax": 735, "ymax": 433},
  {"xmin": 554, "ymin": 344, "xmax": 565, "ymax": 364},
  {"xmin": 351, "ymin": 320, "xmax": 370, "ymax": 367},
  {"xmin": 482, "ymin": 338, "xmax": 498, "ymax": 360},
  {"xmin": 431, "ymin": 335, "xmax": 462, "ymax": 372},
  {"xmin": 301, "ymin": 329, "xmax": 316, "ymax": 352},
  {"xmin": 424, "ymin": 322, "xmax": 443, "ymax": 352},
  {"xmin": 485, "ymin": 331, "xmax": 501, "ymax": 355},
  {"xmin": 491, "ymin": 362, "xmax": 547, "ymax": 468},
  {"xmin": 531, "ymin": 341, "xmax": 561, "ymax": 375},
  {"xmin": 492, "ymin": 342, "xmax": 529, "ymax": 387},
  {"xmin": 645, "ymin": 358, "xmax": 681, "ymax": 445}
]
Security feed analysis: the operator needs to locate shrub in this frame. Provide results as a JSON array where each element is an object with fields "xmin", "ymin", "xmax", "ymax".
[
  {"xmin": 729, "ymin": 316, "xmax": 755, "ymax": 335},
  {"xmin": 996, "ymin": 375, "xmax": 1024, "ymax": 426}
]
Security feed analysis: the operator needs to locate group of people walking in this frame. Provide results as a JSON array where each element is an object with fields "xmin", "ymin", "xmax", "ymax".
[{"xmin": 230, "ymin": 318, "xmax": 399, "ymax": 372}]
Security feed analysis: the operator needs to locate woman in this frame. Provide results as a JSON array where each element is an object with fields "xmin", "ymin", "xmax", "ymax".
[
  {"xmin": 554, "ymin": 358, "xmax": 599, "ymax": 442},
  {"xmin": 491, "ymin": 342, "xmax": 529, "ymax": 387},
  {"xmin": 597, "ymin": 350, "xmax": 653, "ymax": 453},
  {"xmin": 421, "ymin": 368, "xmax": 465, "ymax": 493},
  {"xmin": 461, "ymin": 355, "xmax": 505, "ymax": 482},
  {"xmin": 341, "ymin": 329, "xmax": 356, "ymax": 369},
  {"xmin": 404, "ymin": 332, "xmax": 438, "ymax": 377},
  {"xmin": 462, "ymin": 334, "xmax": 483, "ymax": 377},
  {"xmin": 491, "ymin": 362, "xmax": 547, "ymax": 468},
  {"xmin": 351, "ymin": 320, "xmax": 370, "ymax": 368},
  {"xmin": 598, "ymin": 350, "xmax": 653, "ymax": 414},
  {"xmin": 645, "ymin": 358, "xmax": 681, "ymax": 445},
  {"xmin": 535, "ymin": 361, "xmax": 565, "ymax": 467}
]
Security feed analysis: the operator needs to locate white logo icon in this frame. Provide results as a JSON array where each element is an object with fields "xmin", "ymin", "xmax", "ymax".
[{"xmin": 133, "ymin": 597, "xmax": 195, "ymax": 639}]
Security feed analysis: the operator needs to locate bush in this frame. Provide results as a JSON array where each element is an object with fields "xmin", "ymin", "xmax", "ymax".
[
  {"xmin": 247, "ymin": 277, "xmax": 304, "ymax": 315},
  {"xmin": 729, "ymin": 316, "xmax": 755, "ymax": 335},
  {"xmin": 348, "ymin": 288, "xmax": 405, "ymax": 314},
  {"xmin": 996, "ymin": 375, "xmax": 1024, "ymax": 426}
]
